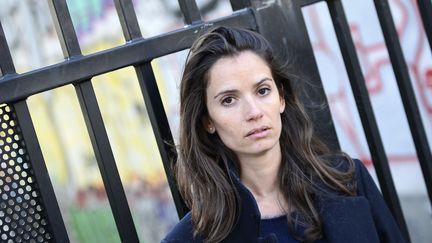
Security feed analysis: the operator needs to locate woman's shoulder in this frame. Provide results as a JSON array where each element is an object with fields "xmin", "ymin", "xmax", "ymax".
[
  {"xmin": 326, "ymin": 154, "xmax": 370, "ymax": 179},
  {"xmin": 161, "ymin": 212, "xmax": 202, "ymax": 243},
  {"xmin": 323, "ymin": 154, "xmax": 368, "ymax": 177},
  {"xmin": 314, "ymin": 154, "xmax": 364, "ymax": 194},
  {"xmin": 320, "ymin": 154, "xmax": 359, "ymax": 172},
  {"xmin": 320, "ymin": 154, "xmax": 379, "ymax": 193}
]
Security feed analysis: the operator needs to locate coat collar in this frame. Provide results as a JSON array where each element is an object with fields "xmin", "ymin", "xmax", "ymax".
[{"xmin": 226, "ymin": 170, "xmax": 380, "ymax": 243}]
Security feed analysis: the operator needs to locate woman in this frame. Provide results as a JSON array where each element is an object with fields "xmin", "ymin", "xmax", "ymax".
[{"xmin": 162, "ymin": 26, "xmax": 404, "ymax": 243}]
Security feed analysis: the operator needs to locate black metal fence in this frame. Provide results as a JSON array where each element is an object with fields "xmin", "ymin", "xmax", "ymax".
[{"xmin": 0, "ymin": 0, "xmax": 431, "ymax": 242}]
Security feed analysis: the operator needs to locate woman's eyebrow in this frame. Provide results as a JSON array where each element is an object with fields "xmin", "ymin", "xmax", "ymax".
[
  {"xmin": 254, "ymin": 78, "xmax": 273, "ymax": 88},
  {"xmin": 214, "ymin": 89, "xmax": 238, "ymax": 99},
  {"xmin": 213, "ymin": 78, "xmax": 273, "ymax": 99}
]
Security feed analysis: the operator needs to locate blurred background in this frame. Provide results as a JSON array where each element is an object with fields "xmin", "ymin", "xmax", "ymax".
[{"xmin": 0, "ymin": 0, "xmax": 430, "ymax": 242}]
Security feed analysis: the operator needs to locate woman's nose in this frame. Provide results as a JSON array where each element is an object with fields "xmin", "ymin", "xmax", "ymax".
[{"xmin": 245, "ymin": 98, "xmax": 263, "ymax": 121}]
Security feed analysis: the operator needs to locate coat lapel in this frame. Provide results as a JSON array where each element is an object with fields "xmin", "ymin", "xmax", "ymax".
[{"xmin": 316, "ymin": 194, "xmax": 380, "ymax": 243}]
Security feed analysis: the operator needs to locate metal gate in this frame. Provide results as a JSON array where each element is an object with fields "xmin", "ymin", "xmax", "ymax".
[{"xmin": 0, "ymin": 0, "xmax": 431, "ymax": 242}]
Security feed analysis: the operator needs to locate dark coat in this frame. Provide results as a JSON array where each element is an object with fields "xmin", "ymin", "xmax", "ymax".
[{"xmin": 161, "ymin": 158, "xmax": 405, "ymax": 243}]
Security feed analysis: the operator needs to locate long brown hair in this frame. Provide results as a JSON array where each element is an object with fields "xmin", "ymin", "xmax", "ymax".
[{"xmin": 176, "ymin": 26, "xmax": 355, "ymax": 242}]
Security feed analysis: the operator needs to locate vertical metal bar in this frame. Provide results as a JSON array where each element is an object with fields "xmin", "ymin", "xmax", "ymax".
[
  {"xmin": 326, "ymin": 1, "xmax": 411, "ymax": 242},
  {"xmin": 178, "ymin": 0, "xmax": 202, "ymax": 25},
  {"xmin": 12, "ymin": 101, "xmax": 70, "ymax": 243},
  {"xmin": 113, "ymin": 0, "xmax": 189, "ymax": 218},
  {"xmin": 417, "ymin": 0, "xmax": 432, "ymax": 52},
  {"xmin": 113, "ymin": 0, "xmax": 142, "ymax": 41},
  {"xmin": 230, "ymin": 0, "xmax": 252, "ymax": 11},
  {"xmin": 0, "ymin": 21, "xmax": 15, "ymax": 75},
  {"xmin": 300, "ymin": 0, "xmax": 324, "ymax": 7},
  {"xmin": 253, "ymin": 0, "xmax": 341, "ymax": 150},
  {"xmin": 374, "ymin": 0, "xmax": 432, "ymax": 206},
  {"xmin": 74, "ymin": 81, "xmax": 140, "ymax": 242},
  {"xmin": 47, "ymin": 0, "xmax": 80, "ymax": 58},
  {"xmin": 47, "ymin": 0, "xmax": 81, "ymax": 57},
  {"xmin": 135, "ymin": 63, "xmax": 191, "ymax": 216},
  {"xmin": 0, "ymin": 19, "xmax": 69, "ymax": 243},
  {"xmin": 290, "ymin": 0, "xmax": 341, "ymax": 150},
  {"xmin": 47, "ymin": 0, "xmax": 140, "ymax": 241}
]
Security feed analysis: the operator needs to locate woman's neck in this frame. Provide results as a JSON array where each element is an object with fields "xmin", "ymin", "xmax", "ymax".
[
  {"xmin": 239, "ymin": 151, "xmax": 281, "ymax": 197},
  {"xmin": 238, "ymin": 146, "xmax": 288, "ymax": 217}
]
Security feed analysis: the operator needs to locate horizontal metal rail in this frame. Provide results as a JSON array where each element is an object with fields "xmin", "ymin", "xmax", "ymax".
[{"xmin": 0, "ymin": 8, "xmax": 256, "ymax": 104}]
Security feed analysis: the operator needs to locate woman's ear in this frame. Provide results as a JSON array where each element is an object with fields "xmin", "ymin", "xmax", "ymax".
[
  {"xmin": 277, "ymin": 85, "xmax": 286, "ymax": 114},
  {"xmin": 202, "ymin": 116, "xmax": 216, "ymax": 134},
  {"xmin": 279, "ymin": 95, "xmax": 286, "ymax": 114}
]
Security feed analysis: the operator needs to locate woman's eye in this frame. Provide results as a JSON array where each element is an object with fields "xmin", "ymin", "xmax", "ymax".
[
  {"xmin": 221, "ymin": 97, "xmax": 234, "ymax": 106},
  {"xmin": 258, "ymin": 87, "xmax": 270, "ymax": 96}
]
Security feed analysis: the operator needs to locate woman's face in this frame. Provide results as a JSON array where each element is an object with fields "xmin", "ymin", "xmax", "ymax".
[{"xmin": 204, "ymin": 50, "xmax": 285, "ymax": 161}]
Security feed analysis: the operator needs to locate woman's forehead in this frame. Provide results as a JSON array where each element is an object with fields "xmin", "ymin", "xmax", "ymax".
[{"xmin": 206, "ymin": 51, "xmax": 272, "ymax": 90}]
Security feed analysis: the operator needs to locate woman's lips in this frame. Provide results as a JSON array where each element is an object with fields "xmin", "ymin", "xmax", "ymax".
[{"xmin": 245, "ymin": 126, "xmax": 271, "ymax": 138}]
